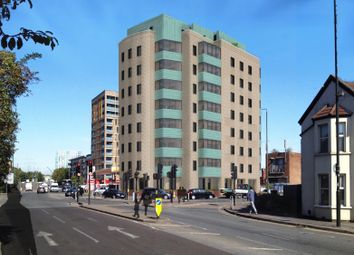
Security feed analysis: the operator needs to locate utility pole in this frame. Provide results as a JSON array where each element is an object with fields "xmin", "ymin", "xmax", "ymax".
[
  {"xmin": 262, "ymin": 108, "xmax": 268, "ymax": 188},
  {"xmin": 334, "ymin": 0, "xmax": 341, "ymax": 227}
]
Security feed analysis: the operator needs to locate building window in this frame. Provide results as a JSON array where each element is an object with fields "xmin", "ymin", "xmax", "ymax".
[
  {"xmin": 240, "ymin": 147, "xmax": 244, "ymax": 156},
  {"xmin": 137, "ymin": 103, "xmax": 142, "ymax": 114},
  {"xmin": 128, "ymin": 161, "xmax": 132, "ymax": 171},
  {"xmin": 193, "ymin": 122, "xmax": 197, "ymax": 132},
  {"xmin": 121, "ymin": 52, "xmax": 124, "ymax": 63},
  {"xmin": 248, "ymin": 65, "xmax": 252, "ymax": 75},
  {"xmin": 248, "ymin": 115, "xmax": 252, "ymax": 124},
  {"xmin": 155, "ymin": 119, "xmax": 182, "ymax": 129},
  {"xmin": 155, "ymin": 39, "xmax": 182, "ymax": 53},
  {"xmin": 240, "ymin": 129, "xmax": 244, "ymax": 139},
  {"xmin": 128, "ymin": 124, "xmax": 132, "ymax": 134},
  {"xmin": 128, "ymin": 86, "xmax": 132, "ymax": 96},
  {"xmin": 121, "ymin": 107, "xmax": 124, "ymax": 117},
  {"xmin": 137, "ymin": 65, "xmax": 142, "ymax": 76},
  {"xmin": 198, "ymin": 41, "xmax": 221, "ymax": 58},
  {"xmin": 198, "ymin": 120, "xmax": 221, "ymax": 131},
  {"xmin": 339, "ymin": 122, "xmax": 346, "ymax": 152},
  {"xmin": 121, "ymin": 162, "xmax": 124, "ymax": 171},
  {"xmin": 128, "ymin": 67, "xmax": 132, "ymax": 78},
  {"xmin": 240, "ymin": 96, "xmax": 244, "ymax": 105},
  {"xmin": 231, "ymin": 75, "xmax": 235, "ymax": 85},
  {"xmin": 121, "ymin": 88, "xmax": 125, "ymax": 99},
  {"xmin": 128, "ymin": 105, "xmax": 132, "ymax": 115},
  {"xmin": 248, "ymin": 164, "xmax": 252, "ymax": 173},
  {"xmin": 231, "ymin": 128, "xmax": 235, "ymax": 137},
  {"xmin": 240, "ymin": 61, "xmax": 244, "ymax": 71},
  {"xmin": 193, "ymin": 83, "xmax": 197, "ymax": 94},
  {"xmin": 319, "ymin": 124, "xmax": 329, "ymax": 153},
  {"xmin": 240, "ymin": 78, "xmax": 244, "ymax": 88},
  {"xmin": 240, "ymin": 164, "xmax": 244, "ymax": 173},
  {"xmin": 193, "ymin": 141, "xmax": 197, "ymax": 152},
  {"xmin": 248, "ymin": 132, "xmax": 252, "ymax": 141},
  {"xmin": 231, "ymin": 145, "xmax": 235, "ymax": 155},
  {"xmin": 128, "ymin": 48, "xmax": 132, "ymax": 59},
  {"xmin": 248, "ymin": 98, "xmax": 252, "ymax": 108},
  {"xmin": 137, "ymin": 141, "xmax": 141, "ymax": 152},
  {"xmin": 128, "ymin": 142, "xmax": 132, "ymax": 152},
  {"xmin": 155, "ymin": 99, "xmax": 182, "ymax": 110},
  {"xmin": 230, "ymin": 92, "xmax": 235, "ymax": 102},
  {"xmin": 340, "ymin": 174, "xmax": 346, "ymax": 206},
  {"xmin": 121, "ymin": 144, "xmax": 124, "ymax": 153},
  {"xmin": 248, "ymin": 148, "xmax": 252, "ymax": 157},
  {"xmin": 155, "ymin": 138, "xmax": 182, "ymax": 148},
  {"xmin": 198, "ymin": 139, "xmax": 221, "ymax": 149},
  {"xmin": 193, "ymin": 103, "xmax": 197, "ymax": 113},
  {"xmin": 156, "ymin": 79, "xmax": 182, "ymax": 90},
  {"xmin": 240, "ymin": 112, "xmax": 244, "ymax": 122},
  {"xmin": 137, "ymin": 84, "xmax": 141, "ymax": 95},
  {"xmin": 193, "ymin": 64, "xmax": 197, "ymax": 75},
  {"xmin": 319, "ymin": 174, "xmax": 329, "ymax": 205},
  {"xmin": 231, "ymin": 57, "xmax": 235, "ymax": 67},
  {"xmin": 198, "ymin": 81, "xmax": 221, "ymax": 94},
  {"xmin": 230, "ymin": 110, "xmax": 235, "ymax": 120},
  {"xmin": 136, "ymin": 122, "xmax": 142, "ymax": 133},
  {"xmin": 137, "ymin": 45, "xmax": 141, "ymax": 57},
  {"xmin": 198, "ymin": 63, "xmax": 221, "ymax": 76},
  {"xmin": 155, "ymin": 59, "xmax": 182, "ymax": 71},
  {"xmin": 193, "ymin": 160, "xmax": 197, "ymax": 171},
  {"xmin": 193, "ymin": 45, "xmax": 197, "ymax": 56},
  {"xmin": 136, "ymin": 160, "xmax": 141, "ymax": 171},
  {"xmin": 248, "ymin": 82, "xmax": 252, "ymax": 91},
  {"xmin": 121, "ymin": 70, "xmax": 124, "ymax": 81}
]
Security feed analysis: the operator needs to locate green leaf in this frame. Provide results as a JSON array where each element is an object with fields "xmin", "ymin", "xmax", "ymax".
[
  {"xmin": 17, "ymin": 38, "xmax": 23, "ymax": 49},
  {"xmin": 1, "ymin": 36, "xmax": 8, "ymax": 49}
]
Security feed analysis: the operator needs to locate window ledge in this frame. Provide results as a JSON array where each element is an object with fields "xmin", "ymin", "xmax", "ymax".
[
  {"xmin": 315, "ymin": 152, "xmax": 351, "ymax": 157},
  {"xmin": 314, "ymin": 205, "xmax": 352, "ymax": 209}
]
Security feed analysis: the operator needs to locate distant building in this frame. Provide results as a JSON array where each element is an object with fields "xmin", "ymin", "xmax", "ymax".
[
  {"xmin": 91, "ymin": 90, "xmax": 120, "ymax": 185},
  {"xmin": 266, "ymin": 151, "xmax": 301, "ymax": 185},
  {"xmin": 55, "ymin": 151, "xmax": 82, "ymax": 169},
  {"xmin": 118, "ymin": 14, "xmax": 261, "ymax": 192},
  {"xmin": 299, "ymin": 75, "xmax": 354, "ymax": 221},
  {"xmin": 68, "ymin": 155, "xmax": 90, "ymax": 179}
]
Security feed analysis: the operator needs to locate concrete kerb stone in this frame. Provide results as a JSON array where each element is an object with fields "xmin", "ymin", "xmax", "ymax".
[{"xmin": 223, "ymin": 207, "xmax": 354, "ymax": 236}]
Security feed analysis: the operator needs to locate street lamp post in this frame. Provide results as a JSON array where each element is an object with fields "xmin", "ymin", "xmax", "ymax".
[
  {"xmin": 334, "ymin": 0, "xmax": 341, "ymax": 227},
  {"xmin": 261, "ymin": 108, "xmax": 269, "ymax": 188}
]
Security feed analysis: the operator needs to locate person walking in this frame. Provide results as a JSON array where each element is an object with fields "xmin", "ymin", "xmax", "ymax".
[
  {"xmin": 133, "ymin": 197, "xmax": 140, "ymax": 218},
  {"xmin": 142, "ymin": 193, "xmax": 150, "ymax": 216},
  {"xmin": 247, "ymin": 186, "xmax": 258, "ymax": 214},
  {"xmin": 177, "ymin": 187, "xmax": 182, "ymax": 204}
]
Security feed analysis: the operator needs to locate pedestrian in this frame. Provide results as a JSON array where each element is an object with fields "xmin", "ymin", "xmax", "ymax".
[
  {"xmin": 247, "ymin": 186, "xmax": 258, "ymax": 214},
  {"xmin": 142, "ymin": 193, "xmax": 150, "ymax": 216},
  {"xmin": 133, "ymin": 197, "xmax": 140, "ymax": 218},
  {"xmin": 177, "ymin": 187, "xmax": 182, "ymax": 203}
]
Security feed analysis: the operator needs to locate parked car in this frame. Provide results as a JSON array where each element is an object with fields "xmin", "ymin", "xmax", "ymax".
[
  {"xmin": 65, "ymin": 187, "xmax": 77, "ymax": 197},
  {"xmin": 37, "ymin": 185, "xmax": 47, "ymax": 193},
  {"xmin": 219, "ymin": 188, "xmax": 233, "ymax": 198},
  {"xmin": 62, "ymin": 184, "xmax": 71, "ymax": 192},
  {"xmin": 50, "ymin": 183, "xmax": 60, "ymax": 192},
  {"xmin": 141, "ymin": 188, "xmax": 171, "ymax": 200},
  {"xmin": 234, "ymin": 184, "xmax": 249, "ymax": 198},
  {"xmin": 25, "ymin": 181, "xmax": 32, "ymax": 191},
  {"xmin": 93, "ymin": 187, "xmax": 107, "ymax": 196},
  {"xmin": 187, "ymin": 189, "xmax": 215, "ymax": 200},
  {"xmin": 102, "ymin": 189, "xmax": 125, "ymax": 199}
]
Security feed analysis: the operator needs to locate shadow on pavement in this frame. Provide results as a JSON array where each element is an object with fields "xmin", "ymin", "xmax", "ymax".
[{"xmin": 0, "ymin": 188, "xmax": 37, "ymax": 255}]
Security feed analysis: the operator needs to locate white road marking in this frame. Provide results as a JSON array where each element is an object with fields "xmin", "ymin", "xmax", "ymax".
[
  {"xmin": 188, "ymin": 232, "xmax": 220, "ymax": 236},
  {"xmin": 73, "ymin": 227, "xmax": 99, "ymax": 243},
  {"xmin": 37, "ymin": 231, "xmax": 58, "ymax": 246},
  {"xmin": 108, "ymin": 226, "xmax": 139, "ymax": 239},
  {"xmin": 53, "ymin": 216, "xmax": 66, "ymax": 224},
  {"xmin": 41, "ymin": 209, "xmax": 50, "ymax": 215},
  {"xmin": 87, "ymin": 217, "xmax": 98, "ymax": 223},
  {"xmin": 249, "ymin": 247, "xmax": 283, "ymax": 251}
]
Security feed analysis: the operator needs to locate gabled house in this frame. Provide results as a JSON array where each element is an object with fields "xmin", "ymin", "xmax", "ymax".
[{"xmin": 299, "ymin": 75, "xmax": 354, "ymax": 221}]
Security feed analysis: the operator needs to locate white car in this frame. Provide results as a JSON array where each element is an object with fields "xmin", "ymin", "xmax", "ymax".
[
  {"xmin": 50, "ymin": 183, "xmax": 60, "ymax": 192},
  {"xmin": 93, "ymin": 187, "xmax": 107, "ymax": 196}
]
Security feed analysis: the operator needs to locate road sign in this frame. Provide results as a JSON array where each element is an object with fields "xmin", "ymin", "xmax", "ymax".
[
  {"xmin": 6, "ymin": 173, "xmax": 14, "ymax": 184},
  {"xmin": 155, "ymin": 198, "xmax": 162, "ymax": 217}
]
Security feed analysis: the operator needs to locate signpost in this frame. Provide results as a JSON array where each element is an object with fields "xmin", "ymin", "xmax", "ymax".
[{"xmin": 155, "ymin": 198, "xmax": 162, "ymax": 218}]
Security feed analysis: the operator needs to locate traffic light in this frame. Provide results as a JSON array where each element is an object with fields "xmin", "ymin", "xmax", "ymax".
[
  {"xmin": 76, "ymin": 163, "xmax": 80, "ymax": 176},
  {"xmin": 88, "ymin": 160, "xmax": 93, "ymax": 173},
  {"xmin": 171, "ymin": 164, "xmax": 178, "ymax": 178},
  {"xmin": 157, "ymin": 163, "xmax": 163, "ymax": 178}
]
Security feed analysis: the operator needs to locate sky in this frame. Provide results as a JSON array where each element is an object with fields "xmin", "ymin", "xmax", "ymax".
[{"xmin": 5, "ymin": 0, "xmax": 354, "ymax": 174}]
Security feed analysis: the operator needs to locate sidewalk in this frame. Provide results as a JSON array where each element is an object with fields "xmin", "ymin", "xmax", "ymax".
[
  {"xmin": 0, "ymin": 193, "xmax": 7, "ymax": 207},
  {"xmin": 224, "ymin": 200, "xmax": 354, "ymax": 235}
]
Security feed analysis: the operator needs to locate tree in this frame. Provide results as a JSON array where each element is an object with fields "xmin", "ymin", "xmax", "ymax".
[
  {"xmin": 0, "ymin": 50, "xmax": 40, "ymax": 189},
  {"xmin": 52, "ymin": 168, "xmax": 69, "ymax": 183},
  {"xmin": 1, "ymin": 0, "xmax": 58, "ymax": 50}
]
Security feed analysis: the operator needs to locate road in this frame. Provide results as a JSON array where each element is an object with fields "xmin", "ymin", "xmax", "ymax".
[{"xmin": 1, "ymin": 192, "xmax": 354, "ymax": 254}]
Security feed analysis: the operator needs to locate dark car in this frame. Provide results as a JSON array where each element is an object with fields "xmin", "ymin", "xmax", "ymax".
[
  {"xmin": 102, "ymin": 189, "xmax": 126, "ymax": 199},
  {"xmin": 187, "ymin": 189, "xmax": 215, "ymax": 200},
  {"xmin": 62, "ymin": 184, "xmax": 71, "ymax": 192},
  {"xmin": 141, "ymin": 188, "xmax": 171, "ymax": 200},
  {"xmin": 65, "ymin": 187, "xmax": 77, "ymax": 197}
]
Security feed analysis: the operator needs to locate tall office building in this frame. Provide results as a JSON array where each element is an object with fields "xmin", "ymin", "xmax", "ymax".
[
  {"xmin": 91, "ymin": 90, "xmax": 119, "ymax": 173},
  {"xmin": 119, "ymin": 14, "xmax": 261, "ymax": 191}
]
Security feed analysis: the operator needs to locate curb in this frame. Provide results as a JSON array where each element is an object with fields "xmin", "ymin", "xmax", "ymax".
[{"xmin": 224, "ymin": 208, "xmax": 354, "ymax": 235}]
